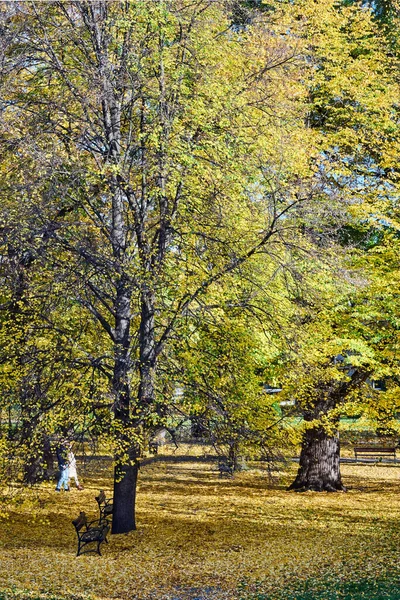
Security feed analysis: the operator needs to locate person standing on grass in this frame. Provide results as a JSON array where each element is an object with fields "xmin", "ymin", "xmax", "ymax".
[
  {"xmin": 68, "ymin": 446, "xmax": 83, "ymax": 490},
  {"xmin": 55, "ymin": 441, "xmax": 70, "ymax": 492}
]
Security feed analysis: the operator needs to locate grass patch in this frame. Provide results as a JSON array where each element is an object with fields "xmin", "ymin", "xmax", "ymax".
[
  {"xmin": 239, "ymin": 574, "xmax": 400, "ymax": 599},
  {"xmin": 1, "ymin": 446, "xmax": 400, "ymax": 599}
]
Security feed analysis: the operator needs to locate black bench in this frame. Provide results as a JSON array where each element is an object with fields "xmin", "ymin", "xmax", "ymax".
[
  {"xmin": 95, "ymin": 490, "xmax": 113, "ymax": 521},
  {"xmin": 72, "ymin": 512, "xmax": 110, "ymax": 556},
  {"xmin": 217, "ymin": 457, "xmax": 234, "ymax": 477},
  {"xmin": 353, "ymin": 446, "xmax": 396, "ymax": 461}
]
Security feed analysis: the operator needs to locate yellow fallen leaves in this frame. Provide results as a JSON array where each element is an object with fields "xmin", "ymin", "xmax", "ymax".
[{"xmin": 1, "ymin": 450, "xmax": 400, "ymax": 599}]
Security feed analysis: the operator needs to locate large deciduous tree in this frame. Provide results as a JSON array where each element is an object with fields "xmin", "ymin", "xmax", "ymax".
[
  {"xmin": 282, "ymin": 0, "xmax": 400, "ymax": 492},
  {"xmin": 0, "ymin": 0, "xmax": 314, "ymax": 531}
]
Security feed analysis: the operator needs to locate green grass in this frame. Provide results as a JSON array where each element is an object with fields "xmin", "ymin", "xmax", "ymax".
[{"xmin": 239, "ymin": 575, "xmax": 400, "ymax": 600}]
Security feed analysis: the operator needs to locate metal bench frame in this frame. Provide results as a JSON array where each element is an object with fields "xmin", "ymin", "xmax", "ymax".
[{"xmin": 72, "ymin": 512, "xmax": 110, "ymax": 557}]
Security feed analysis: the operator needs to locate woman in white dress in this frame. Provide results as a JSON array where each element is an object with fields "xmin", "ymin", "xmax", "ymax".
[{"xmin": 68, "ymin": 449, "xmax": 84, "ymax": 490}]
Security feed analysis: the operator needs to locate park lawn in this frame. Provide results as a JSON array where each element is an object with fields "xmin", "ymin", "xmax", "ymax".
[{"xmin": 1, "ymin": 451, "xmax": 400, "ymax": 600}]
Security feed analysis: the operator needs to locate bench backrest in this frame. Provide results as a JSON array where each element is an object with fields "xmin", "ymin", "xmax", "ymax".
[
  {"xmin": 72, "ymin": 512, "xmax": 87, "ymax": 532},
  {"xmin": 96, "ymin": 490, "xmax": 106, "ymax": 506},
  {"xmin": 354, "ymin": 447, "xmax": 396, "ymax": 452}
]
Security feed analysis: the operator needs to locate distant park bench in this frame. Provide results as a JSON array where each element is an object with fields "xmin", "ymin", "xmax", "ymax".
[
  {"xmin": 72, "ymin": 512, "xmax": 109, "ymax": 556},
  {"xmin": 353, "ymin": 446, "xmax": 397, "ymax": 462},
  {"xmin": 95, "ymin": 490, "xmax": 113, "ymax": 521}
]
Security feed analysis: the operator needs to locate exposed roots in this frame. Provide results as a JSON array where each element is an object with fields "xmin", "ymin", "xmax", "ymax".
[{"xmin": 288, "ymin": 481, "xmax": 347, "ymax": 492}]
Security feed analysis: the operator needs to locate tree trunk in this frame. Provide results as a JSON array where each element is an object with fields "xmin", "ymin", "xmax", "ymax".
[
  {"xmin": 111, "ymin": 277, "xmax": 136, "ymax": 534},
  {"xmin": 23, "ymin": 456, "xmax": 43, "ymax": 484},
  {"xmin": 288, "ymin": 369, "xmax": 371, "ymax": 492},
  {"xmin": 138, "ymin": 288, "xmax": 156, "ymax": 408},
  {"xmin": 23, "ymin": 441, "xmax": 54, "ymax": 484},
  {"xmin": 20, "ymin": 413, "xmax": 41, "ymax": 484},
  {"xmin": 111, "ymin": 285, "xmax": 156, "ymax": 534},
  {"xmin": 112, "ymin": 460, "xmax": 139, "ymax": 534},
  {"xmin": 288, "ymin": 425, "xmax": 346, "ymax": 492}
]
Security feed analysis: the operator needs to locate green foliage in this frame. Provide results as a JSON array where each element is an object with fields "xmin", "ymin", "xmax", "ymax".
[{"xmin": 176, "ymin": 309, "xmax": 290, "ymax": 460}]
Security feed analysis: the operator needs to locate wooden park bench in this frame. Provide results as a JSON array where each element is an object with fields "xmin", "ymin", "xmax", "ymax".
[
  {"xmin": 72, "ymin": 512, "xmax": 110, "ymax": 556},
  {"xmin": 217, "ymin": 457, "xmax": 234, "ymax": 477},
  {"xmin": 353, "ymin": 446, "xmax": 397, "ymax": 462},
  {"xmin": 95, "ymin": 490, "xmax": 113, "ymax": 522}
]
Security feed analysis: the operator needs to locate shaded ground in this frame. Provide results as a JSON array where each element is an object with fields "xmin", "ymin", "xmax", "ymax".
[{"xmin": 1, "ymin": 445, "xmax": 400, "ymax": 599}]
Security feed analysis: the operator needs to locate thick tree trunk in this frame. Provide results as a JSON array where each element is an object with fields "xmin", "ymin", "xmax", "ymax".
[
  {"xmin": 112, "ymin": 460, "xmax": 139, "ymax": 534},
  {"xmin": 111, "ymin": 397, "xmax": 139, "ymax": 533},
  {"xmin": 111, "ymin": 277, "xmax": 136, "ymax": 534},
  {"xmin": 288, "ymin": 369, "xmax": 371, "ymax": 492},
  {"xmin": 288, "ymin": 426, "xmax": 346, "ymax": 492},
  {"xmin": 111, "ymin": 285, "xmax": 156, "ymax": 534},
  {"xmin": 23, "ymin": 442, "xmax": 54, "ymax": 484}
]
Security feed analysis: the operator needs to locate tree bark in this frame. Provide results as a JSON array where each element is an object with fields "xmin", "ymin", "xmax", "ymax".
[
  {"xmin": 111, "ymin": 284, "xmax": 157, "ymax": 534},
  {"xmin": 138, "ymin": 288, "xmax": 156, "ymax": 408},
  {"xmin": 112, "ymin": 458, "xmax": 139, "ymax": 534},
  {"xmin": 111, "ymin": 277, "xmax": 135, "ymax": 534},
  {"xmin": 288, "ymin": 425, "xmax": 346, "ymax": 492}
]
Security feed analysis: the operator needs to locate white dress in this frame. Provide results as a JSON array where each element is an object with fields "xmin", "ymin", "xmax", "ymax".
[{"xmin": 68, "ymin": 451, "xmax": 79, "ymax": 483}]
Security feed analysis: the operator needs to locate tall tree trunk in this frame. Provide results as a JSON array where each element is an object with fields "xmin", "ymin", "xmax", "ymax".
[
  {"xmin": 288, "ymin": 425, "xmax": 345, "ymax": 492},
  {"xmin": 111, "ymin": 385, "xmax": 138, "ymax": 533},
  {"xmin": 111, "ymin": 278, "xmax": 136, "ymax": 534},
  {"xmin": 112, "ymin": 450, "xmax": 138, "ymax": 534},
  {"xmin": 111, "ymin": 285, "xmax": 156, "ymax": 534},
  {"xmin": 90, "ymin": 7, "xmax": 138, "ymax": 534}
]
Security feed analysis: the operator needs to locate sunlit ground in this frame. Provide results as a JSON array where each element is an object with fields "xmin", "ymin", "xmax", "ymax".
[{"xmin": 1, "ymin": 445, "xmax": 400, "ymax": 600}]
